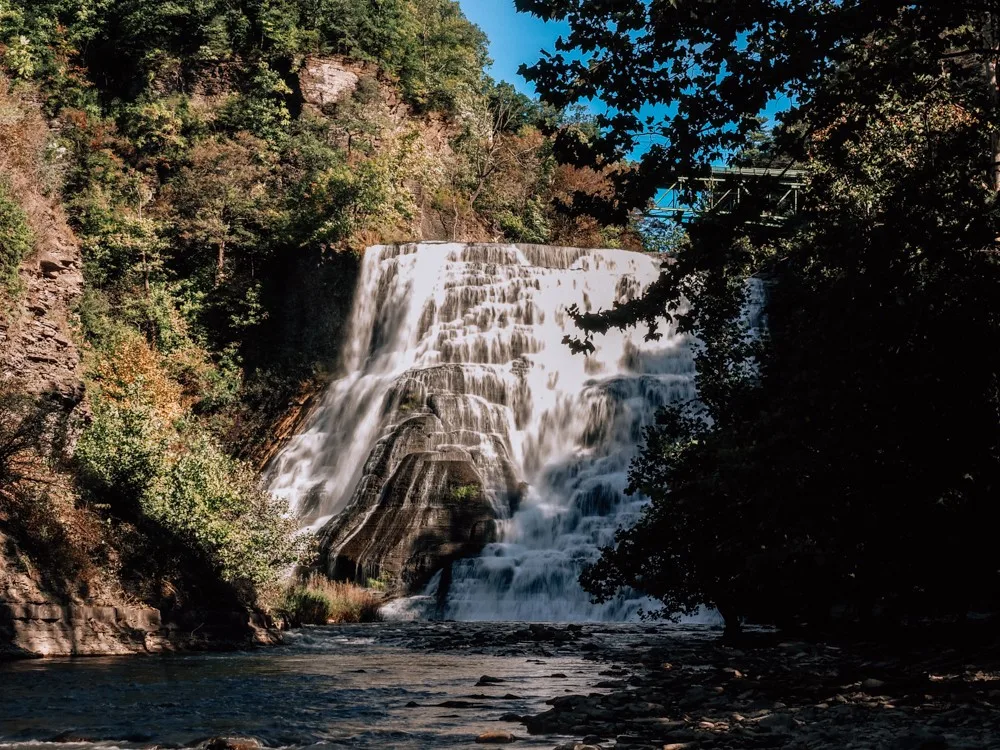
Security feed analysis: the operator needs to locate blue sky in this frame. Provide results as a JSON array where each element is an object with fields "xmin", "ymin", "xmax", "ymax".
[
  {"xmin": 456, "ymin": 0, "xmax": 790, "ymax": 166},
  {"xmin": 456, "ymin": 0, "xmax": 566, "ymax": 96}
]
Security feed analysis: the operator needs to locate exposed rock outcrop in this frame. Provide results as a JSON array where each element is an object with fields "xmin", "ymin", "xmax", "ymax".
[
  {"xmin": 0, "ymin": 603, "xmax": 277, "ymax": 659},
  {"xmin": 0, "ymin": 79, "xmax": 84, "ymax": 404},
  {"xmin": 299, "ymin": 56, "xmax": 361, "ymax": 109},
  {"xmin": 318, "ymin": 404, "xmax": 518, "ymax": 596},
  {"xmin": 0, "ymin": 223, "xmax": 84, "ymax": 403}
]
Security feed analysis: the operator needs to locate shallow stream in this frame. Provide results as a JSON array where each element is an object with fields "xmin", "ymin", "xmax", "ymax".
[{"xmin": 0, "ymin": 622, "xmax": 712, "ymax": 750}]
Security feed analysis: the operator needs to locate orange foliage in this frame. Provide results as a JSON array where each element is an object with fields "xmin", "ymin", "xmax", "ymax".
[
  {"xmin": 93, "ymin": 333, "xmax": 183, "ymax": 421},
  {"xmin": 548, "ymin": 164, "xmax": 644, "ymax": 251}
]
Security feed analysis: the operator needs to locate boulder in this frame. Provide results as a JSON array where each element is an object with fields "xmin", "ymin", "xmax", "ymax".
[{"xmin": 320, "ymin": 451, "xmax": 499, "ymax": 595}]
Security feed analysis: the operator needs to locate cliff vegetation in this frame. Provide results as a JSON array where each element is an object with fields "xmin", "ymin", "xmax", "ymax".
[{"xmin": 0, "ymin": 0, "xmax": 636, "ymax": 624}]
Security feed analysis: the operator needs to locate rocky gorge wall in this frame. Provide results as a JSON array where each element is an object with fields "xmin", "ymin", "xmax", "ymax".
[
  {"xmin": 0, "ymin": 603, "xmax": 276, "ymax": 659},
  {"xmin": 0, "ymin": 84, "xmax": 272, "ymax": 659}
]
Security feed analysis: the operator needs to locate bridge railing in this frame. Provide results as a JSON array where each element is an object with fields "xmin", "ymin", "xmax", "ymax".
[{"xmin": 647, "ymin": 166, "xmax": 808, "ymax": 224}]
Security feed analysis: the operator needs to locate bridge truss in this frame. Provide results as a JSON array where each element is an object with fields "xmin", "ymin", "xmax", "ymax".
[{"xmin": 647, "ymin": 166, "xmax": 808, "ymax": 224}]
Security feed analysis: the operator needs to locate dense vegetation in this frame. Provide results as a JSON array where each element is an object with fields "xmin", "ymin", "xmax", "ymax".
[
  {"xmin": 0, "ymin": 178, "xmax": 32, "ymax": 301},
  {"xmin": 0, "ymin": 0, "xmax": 635, "ymax": 613},
  {"xmin": 518, "ymin": 0, "xmax": 1000, "ymax": 633}
]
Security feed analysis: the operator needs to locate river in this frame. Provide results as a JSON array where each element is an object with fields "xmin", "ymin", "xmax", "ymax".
[{"xmin": 0, "ymin": 622, "xmax": 716, "ymax": 750}]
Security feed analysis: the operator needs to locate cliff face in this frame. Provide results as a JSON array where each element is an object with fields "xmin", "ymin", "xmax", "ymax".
[
  {"xmin": 0, "ymin": 84, "xmax": 270, "ymax": 658},
  {"xmin": 0, "ymin": 81, "xmax": 89, "ymax": 612},
  {"xmin": 297, "ymin": 56, "xmax": 492, "ymax": 244},
  {"xmin": 0, "ymin": 206, "xmax": 84, "ymax": 403},
  {"xmin": 0, "ymin": 81, "xmax": 84, "ymax": 403},
  {"xmin": 317, "ymin": 408, "xmax": 514, "ymax": 597}
]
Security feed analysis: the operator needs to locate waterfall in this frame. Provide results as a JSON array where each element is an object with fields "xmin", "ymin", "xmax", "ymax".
[{"xmin": 266, "ymin": 242, "xmax": 698, "ymax": 621}]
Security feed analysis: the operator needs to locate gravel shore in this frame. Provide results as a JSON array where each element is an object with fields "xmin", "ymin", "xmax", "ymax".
[{"xmin": 513, "ymin": 628, "xmax": 1000, "ymax": 750}]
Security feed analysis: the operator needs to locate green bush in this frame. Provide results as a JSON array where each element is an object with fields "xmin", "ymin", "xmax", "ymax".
[
  {"xmin": 75, "ymin": 394, "xmax": 168, "ymax": 507},
  {"xmin": 76, "ymin": 392, "xmax": 304, "ymax": 607},
  {"xmin": 280, "ymin": 587, "xmax": 334, "ymax": 627},
  {"xmin": 450, "ymin": 483, "xmax": 481, "ymax": 501},
  {"xmin": 0, "ymin": 178, "xmax": 33, "ymax": 301}
]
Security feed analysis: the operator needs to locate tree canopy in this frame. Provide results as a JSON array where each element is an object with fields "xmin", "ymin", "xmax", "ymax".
[
  {"xmin": 517, "ymin": 0, "xmax": 1000, "ymax": 219},
  {"xmin": 519, "ymin": 0, "xmax": 1000, "ymax": 632}
]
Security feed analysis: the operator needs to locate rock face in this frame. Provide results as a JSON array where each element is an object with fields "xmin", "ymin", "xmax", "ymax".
[
  {"xmin": 317, "ymin": 393, "xmax": 524, "ymax": 594},
  {"xmin": 0, "ymin": 603, "xmax": 276, "ymax": 658},
  {"xmin": 299, "ymin": 56, "xmax": 361, "ymax": 109},
  {"xmin": 0, "ymin": 195, "xmax": 84, "ymax": 405},
  {"xmin": 320, "ymin": 435, "xmax": 509, "ymax": 594}
]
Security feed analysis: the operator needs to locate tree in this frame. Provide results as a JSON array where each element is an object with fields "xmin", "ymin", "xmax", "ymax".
[
  {"xmin": 166, "ymin": 134, "xmax": 277, "ymax": 286},
  {"xmin": 520, "ymin": 1, "xmax": 1000, "ymax": 631},
  {"xmin": 516, "ymin": 1, "xmax": 1000, "ymax": 218}
]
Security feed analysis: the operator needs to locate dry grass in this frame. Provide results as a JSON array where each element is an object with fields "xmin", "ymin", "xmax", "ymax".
[{"xmin": 279, "ymin": 573, "xmax": 384, "ymax": 626}]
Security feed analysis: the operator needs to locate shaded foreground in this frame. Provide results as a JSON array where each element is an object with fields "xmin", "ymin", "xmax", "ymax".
[
  {"xmin": 517, "ymin": 629, "xmax": 1000, "ymax": 750},
  {"xmin": 1, "ymin": 622, "xmax": 999, "ymax": 749}
]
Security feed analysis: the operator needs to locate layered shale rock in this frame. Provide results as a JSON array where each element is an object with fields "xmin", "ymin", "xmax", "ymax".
[{"xmin": 0, "ymin": 603, "xmax": 276, "ymax": 659}]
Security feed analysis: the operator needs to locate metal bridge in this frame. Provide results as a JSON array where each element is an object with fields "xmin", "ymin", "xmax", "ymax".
[{"xmin": 647, "ymin": 166, "xmax": 808, "ymax": 224}]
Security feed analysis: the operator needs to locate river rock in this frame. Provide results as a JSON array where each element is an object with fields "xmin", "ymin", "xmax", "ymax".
[
  {"xmin": 202, "ymin": 737, "xmax": 262, "ymax": 750},
  {"xmin": 758, "ymin": 712, "xmax": 796, "ymax": 731}
]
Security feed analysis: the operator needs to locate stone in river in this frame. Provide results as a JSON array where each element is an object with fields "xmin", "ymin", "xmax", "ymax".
[
  {"xmin": 894, "ymin": 730, "xmax": 949, "ymax": 750},
  {"xmin": 478, "ymin": 675, "xmax": 506, "ymax": 685},
  {"xmin": 202, "ymin": 738, "xmax": 262, "ymax": 750},
  {"xmin": 758, "ymin": 712, "xmax": 796, "ymax": 731}
]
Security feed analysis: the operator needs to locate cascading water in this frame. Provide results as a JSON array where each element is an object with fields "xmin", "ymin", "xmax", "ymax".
[{"xmin": 267, "ymin": 242, "xmax": 698, "ymax": 622}]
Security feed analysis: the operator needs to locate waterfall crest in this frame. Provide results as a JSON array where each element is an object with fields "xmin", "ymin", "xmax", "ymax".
[{"xmin": 266, "ymin": 242, "xmax": 697, "ymax": 621}]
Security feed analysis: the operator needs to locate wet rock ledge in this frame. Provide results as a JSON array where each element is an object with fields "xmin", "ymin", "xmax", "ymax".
[
  {"xmin": 515, "ymin": 630, "xmax": 1000, "ymax": 750},
  {"xmin": 0, "ymin": 602, "xmax": 277, "ymax": 658}
]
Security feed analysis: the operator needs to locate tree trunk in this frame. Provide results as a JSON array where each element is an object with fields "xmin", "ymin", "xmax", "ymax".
[
  {"xmin": 216, "ymin": 240, "xmax": 225, "ymax": 286},
  {"xmin": 984, "ymin": 13, "xmax": 1000, "ymax": 191},
  {"xmin": 719, "ymin": 604, "xmax": 742, "ymax": 641}
]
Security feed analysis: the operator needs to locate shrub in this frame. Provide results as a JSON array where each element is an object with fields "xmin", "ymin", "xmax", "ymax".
[
  {"xmin": 76, "ymin": 390, "xmax": 304, "ymax": 609},
  {"xmin": 0, "ymin": 386, "xmax": 101, "ymax": 596},
  {"xmin": 279, "ymin": 574, "xmax": 383, "ymax": 626},
  {"xmin": 74, "ymin": 394, "xmax": 168, "ymax": 507},
  {"xmin": 0, "ymin": 177, "xmax": 33, "ymax": 300},
  {"xmin": 450, "ymin": 483, "xmax": 480, "ymax": 501},
  {"xmin": 280, "ymin": 587, "xmax": 334, "ymax": 627}
]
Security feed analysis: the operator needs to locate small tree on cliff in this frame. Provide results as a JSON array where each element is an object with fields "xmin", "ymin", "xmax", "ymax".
[
  {"xmin": 166, "ymin": 133, "xmax": 277, "ymax": 287},
  {"xmin": 519, "ymin": 0, "xmax": 1000, "ymax": 630}
]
